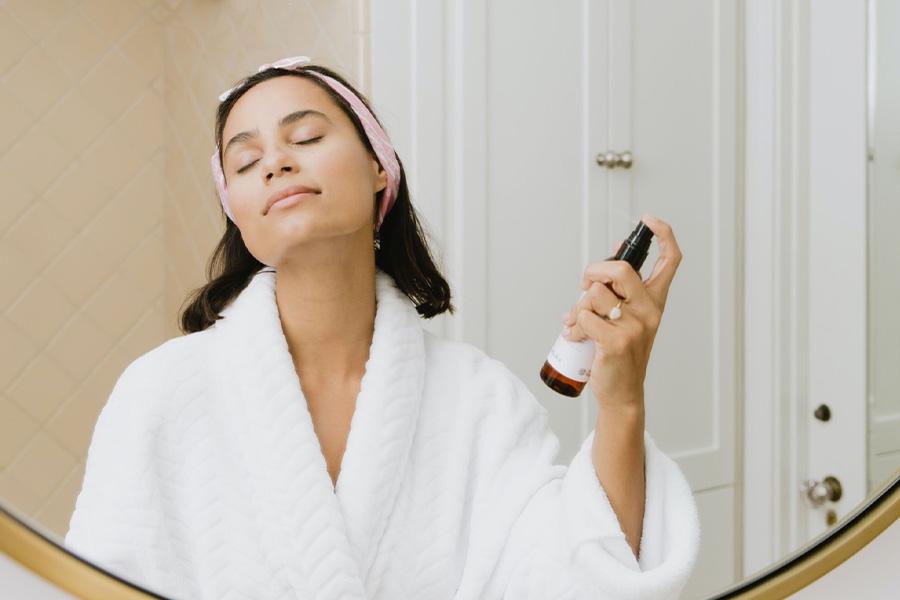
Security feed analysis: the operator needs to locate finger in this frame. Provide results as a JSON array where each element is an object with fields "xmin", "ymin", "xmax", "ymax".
[
  {"xmin": 610, "ymin": 238, "xmax": 624, "ymax": 259},
  {"xmin": 566, "ymin": 306, "xmax": 616, "ymax": 345},
  {"xmin": 566, "ymin": 282, "xmax": 615, "ymax": 327},
  {"xmin": 565, "ymin": 281, "xmax": 625, "ymax": 339},
  {"xmin": 584, "ymin": 281, "xmax": 622, "ymax": 319},
  {"xmin": 581, "ymin": 259, "xmax": 647, "ymax": 305},
  {"xmin": 638, "ymin": 213, "xmax": 683, "ymax": 307}
]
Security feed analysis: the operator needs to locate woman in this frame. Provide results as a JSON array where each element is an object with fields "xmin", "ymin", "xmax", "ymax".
[{"xmin": 65, "ymin": 56, "xmax": 700, "ymax": 600}]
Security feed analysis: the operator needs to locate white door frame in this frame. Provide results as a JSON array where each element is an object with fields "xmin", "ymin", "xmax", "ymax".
[
  {"xmin": 369, "ymin": 0, "xmax": 490, "ymax": 347},
  {"xmin": 743, "ymin": 0, "xmax": 867, "ymax": 577}
]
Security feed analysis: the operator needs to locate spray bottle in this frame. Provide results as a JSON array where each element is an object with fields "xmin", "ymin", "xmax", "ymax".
[{"xmin": 540, "ymin": 220, "xmax": 655, "ymax": 397}]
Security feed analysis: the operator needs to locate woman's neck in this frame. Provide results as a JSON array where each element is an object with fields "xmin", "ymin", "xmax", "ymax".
[{"xmin": 274, "ymin": 259, "xmax": 377, "ymax": 389}]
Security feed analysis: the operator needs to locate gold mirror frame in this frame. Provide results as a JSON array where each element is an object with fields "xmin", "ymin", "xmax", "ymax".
[
  {"xmin": 1, "ymin": 469, "xmax": 898, "ymax": 599},
  {"xmin": 709, "ymin": 468, "xmax": 899, "ymax": 598}
]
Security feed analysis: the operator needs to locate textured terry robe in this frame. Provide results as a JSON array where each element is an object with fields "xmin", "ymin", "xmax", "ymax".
[{"xmin": 65, "ymin": 266, "xmax": 701, "ymax": 600}]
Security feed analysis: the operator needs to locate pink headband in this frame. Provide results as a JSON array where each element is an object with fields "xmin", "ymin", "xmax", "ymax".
[{"xmin": 211, "ymin": 56, "xmax": 400, "ymax": 232}]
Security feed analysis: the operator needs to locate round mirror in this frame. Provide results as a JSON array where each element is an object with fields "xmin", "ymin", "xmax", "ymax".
[
  {"xmin": 1, "ymin": 1, "xmax": 897, "ymax": 598},
  {"xmin": 4, "ymin": 474, "xmax": 897, "ymax": 598}
]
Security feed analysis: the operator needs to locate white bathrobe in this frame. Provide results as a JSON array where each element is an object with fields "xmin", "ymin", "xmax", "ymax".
[{"xmin": 64, "ymin": 266, "xmax": 700, "ymax": 600}]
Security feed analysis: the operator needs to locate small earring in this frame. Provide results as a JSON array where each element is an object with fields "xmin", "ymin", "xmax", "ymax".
[{"xmin": 374, "ymin": 233, "xmax": 381, "ymax": 251}]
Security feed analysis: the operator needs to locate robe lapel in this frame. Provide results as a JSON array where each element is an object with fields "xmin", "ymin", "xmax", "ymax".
[{"xmin": 213, "ymin": 266, "xmax": 425, "ymax": 597}]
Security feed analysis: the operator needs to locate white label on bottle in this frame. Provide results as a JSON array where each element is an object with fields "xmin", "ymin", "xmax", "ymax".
[{"xmin": 546, "ymin": 333, "xmax": 595, "ymax": 383}]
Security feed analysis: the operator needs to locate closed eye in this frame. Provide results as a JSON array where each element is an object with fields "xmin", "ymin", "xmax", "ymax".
[{"xmin": 236, "ymin": 136, "xmax": 324, "ymax": 174}]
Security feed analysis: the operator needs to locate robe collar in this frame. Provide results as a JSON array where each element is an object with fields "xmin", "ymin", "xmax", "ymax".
[{"xmin": 211, "ymin": 266, "xmax": 425, "ymax": 596}]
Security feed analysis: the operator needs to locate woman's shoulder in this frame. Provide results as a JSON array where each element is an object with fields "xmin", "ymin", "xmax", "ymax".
[
  {"xmin": 109, "ymin": 328, "xmax": 216, "ymax": 410},
  {"xmin": 422, "ymin": 329, "xmax": 497, "ymax": 375},
  {"xmin": 424, "ymin": 330, "xmax": 527, "ymax": 379},
  {"xmin": 126, "ymin": 326, "xmax": 211, "ymax": 370},
  {"xmin": 422, "ymin": 330, "xmax": 546, "ymax": 418}
]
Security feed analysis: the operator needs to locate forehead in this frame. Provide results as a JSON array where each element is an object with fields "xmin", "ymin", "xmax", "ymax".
[{"xmin": 222, "ymin": 75, "xmax": 338, "ymax": 139}]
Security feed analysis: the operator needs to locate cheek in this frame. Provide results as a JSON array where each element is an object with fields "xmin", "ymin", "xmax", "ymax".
[
  {"xmin": 320, "ymin": 145, "xmax": 366, "ymax": 187},
  {"xmin": 317, "ymin": 144, "xmax": 370, "ymax": 193},
  {"xmin": 227, "ymin": 181, "xmax": 261, "ymax": 218}
]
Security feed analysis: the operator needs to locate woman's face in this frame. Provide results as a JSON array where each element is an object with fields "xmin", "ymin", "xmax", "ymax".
[{"xmin": 220, "ymin": 75, "xmax": 387, "ymax": 266}]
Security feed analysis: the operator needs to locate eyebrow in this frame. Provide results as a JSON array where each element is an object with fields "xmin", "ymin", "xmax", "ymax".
[{"xmin": 223, "ymin": 109, "xmax": 332, "ymax": 159}]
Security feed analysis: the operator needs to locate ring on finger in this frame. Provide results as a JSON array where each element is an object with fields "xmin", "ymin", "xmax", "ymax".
[{"xmin": 608, "ymin": 299, "xmax": 624, "ymax": 321}]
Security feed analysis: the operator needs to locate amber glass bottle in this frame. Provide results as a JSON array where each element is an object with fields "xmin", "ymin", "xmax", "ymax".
[{"xmin": 540, "ymin": 221, "xmax": 655, "ymax": 397}]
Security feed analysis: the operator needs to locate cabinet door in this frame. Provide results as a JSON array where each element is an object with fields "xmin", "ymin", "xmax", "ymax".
[
  {"xmin": 482, "ymin": 0, "xmax": 612, "ymax": 460},
  {"xmin": 618, "ymin": 0, "xmax": 739, "ymax": 489},
  {"xmin": 612, "ymin": 2, "xmax": 740, "ymax": 594}
]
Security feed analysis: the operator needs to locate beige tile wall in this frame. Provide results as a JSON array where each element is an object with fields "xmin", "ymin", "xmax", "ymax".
[{"xmin": 0, "ymin": 0, "xmax": 367, "ymax": 540}]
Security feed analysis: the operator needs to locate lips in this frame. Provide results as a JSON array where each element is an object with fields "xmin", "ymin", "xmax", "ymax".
[{"xmin": 265, "ymin": 185, "xmax": 320, "ymax": 214}]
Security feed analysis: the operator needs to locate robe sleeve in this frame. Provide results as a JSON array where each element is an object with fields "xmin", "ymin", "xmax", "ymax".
[
  {"xmin": 63, "ymin": 359, "xmax": 182, "ymax": 599},
  {"xmin": 457, "ymin": 360, "xmax": 701, "ymax": 600}
]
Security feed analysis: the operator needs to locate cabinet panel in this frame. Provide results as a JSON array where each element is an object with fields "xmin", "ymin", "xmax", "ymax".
[{"xmin": 622, "ymin": 0, "xmax": 739, "ymax": 491}]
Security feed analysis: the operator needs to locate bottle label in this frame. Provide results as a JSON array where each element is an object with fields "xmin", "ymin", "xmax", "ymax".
[{"xmin": 546, "ymin": 333, "xmax": 595, "ymax": 383}]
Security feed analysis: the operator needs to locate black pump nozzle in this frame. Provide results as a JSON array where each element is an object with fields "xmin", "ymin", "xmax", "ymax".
[{"xmin": 611, "ymin": 221, "xmax": 654, "ymax": 274}]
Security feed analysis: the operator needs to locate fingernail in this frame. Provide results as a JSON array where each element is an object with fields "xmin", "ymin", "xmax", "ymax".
[{"xmin": 562, "ymin": 326, "xmax": 572, "ymax": 339}]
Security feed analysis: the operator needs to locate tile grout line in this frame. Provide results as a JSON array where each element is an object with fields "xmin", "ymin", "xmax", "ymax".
[{"xmin": 0, "ymin": 6, "xmax": 164, "ymax": 240}]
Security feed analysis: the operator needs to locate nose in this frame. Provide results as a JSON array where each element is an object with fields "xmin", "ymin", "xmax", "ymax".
[
  {"xmin": 261, "ymin": 145, "xmax": 298, "ymax": 181},
  {"xmin": 266, "ymin": 164, "xmax": 293, "ymax": 181}
]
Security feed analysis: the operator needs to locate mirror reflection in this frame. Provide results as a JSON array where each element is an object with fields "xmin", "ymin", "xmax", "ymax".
[
  {"xmin": 0, "ymin": 2, "xmax": 896, "ymax": 599},
  {"xmin": 867, "ymin": 0, "xmax": 900, "ymax": 496}
]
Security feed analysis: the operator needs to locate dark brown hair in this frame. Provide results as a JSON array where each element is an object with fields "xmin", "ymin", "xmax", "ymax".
[{"xmin": 178, "ymin": 64, "xmax": 455, "ymax": 334}]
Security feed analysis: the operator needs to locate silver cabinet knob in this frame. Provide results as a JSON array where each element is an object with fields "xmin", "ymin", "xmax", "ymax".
[
  {"xmin": 800, "ymin": 475, "xmax": 843, "ymax": 506},
  {"xmin": 596, "ymin": 150, "xmax": 633, "ymax": 169}
]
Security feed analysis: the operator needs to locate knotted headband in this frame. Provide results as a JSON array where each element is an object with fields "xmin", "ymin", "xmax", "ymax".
[{"xmin": 211, "ymin": 55, "xmax": 400, "ymax": 232}]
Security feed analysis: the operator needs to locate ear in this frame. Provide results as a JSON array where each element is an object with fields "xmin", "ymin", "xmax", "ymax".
[{"xmin": 372, "ymin": 158, "xmax": 387, "ymax": 193}]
